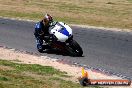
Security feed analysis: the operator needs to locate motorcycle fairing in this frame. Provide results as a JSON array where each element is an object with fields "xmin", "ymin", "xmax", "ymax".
[{"xmin": 49, "ymin": 22, "xmax": 72, "ymax": 42}]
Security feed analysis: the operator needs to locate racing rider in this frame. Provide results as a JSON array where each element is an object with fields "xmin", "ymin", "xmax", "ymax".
[{"xmin": 34, "ymin": 14, "xmax": 54, "ymax": 52}]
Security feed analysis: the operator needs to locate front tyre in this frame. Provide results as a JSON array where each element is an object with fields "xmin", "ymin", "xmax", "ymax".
[{"xmin": 67, "ymin": 40, "xmax": 83, "ymax": 56}]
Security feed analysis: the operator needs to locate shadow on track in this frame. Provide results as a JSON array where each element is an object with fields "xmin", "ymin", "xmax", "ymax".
[{"xmin": 39, "ymin": 49, "xmax": 83, "ymax": 57}]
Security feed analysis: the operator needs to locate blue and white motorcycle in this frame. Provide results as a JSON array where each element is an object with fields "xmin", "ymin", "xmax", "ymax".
[{"xmin": 42, "ymin": 21, "xmax": 83, "ymax": 56}]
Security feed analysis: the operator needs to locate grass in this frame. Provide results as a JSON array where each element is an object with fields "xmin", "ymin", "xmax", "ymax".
[
  {"xmin": 0, "ymin": 0, "xmax": 131, "ymax": 29},
  {"xmin": 0, "ymin": 60, "xmax": 81, "ymax": 88},
  {"xmin": 0, "ymin": 59, "xmax": 101, "ymax": 88}
]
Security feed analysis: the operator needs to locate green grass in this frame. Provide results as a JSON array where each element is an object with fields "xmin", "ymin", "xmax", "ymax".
[
  {"xmin": 0, "ymin": 0, "xmax": 132, "ymax": 29},
  {"xmin": 0, "ymin": 10, "xmax": 42, "ymax": 20},
  {"xmin": 0, "ymin": 59, "xmax": 66, "ymax": 76},
  {"xmin": 0, "ymin": 59, "xmax": 100, "ymax": 88},
  {"xmin": 127, "ymin": 0, "xmax": 132, "ymax": 2}
]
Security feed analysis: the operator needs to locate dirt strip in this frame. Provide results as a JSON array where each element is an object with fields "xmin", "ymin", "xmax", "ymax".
[{"xmin": 0, "ymin": 47, "xmax": 131, "ymax": 88}]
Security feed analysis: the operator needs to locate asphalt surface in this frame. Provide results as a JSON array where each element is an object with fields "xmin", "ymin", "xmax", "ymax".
[{"xmin": 0, "ymin": 18, "xmax": 132, "ymax": 79}]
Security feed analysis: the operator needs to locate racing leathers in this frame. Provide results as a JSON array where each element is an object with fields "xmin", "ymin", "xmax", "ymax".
[{"xmin": 34, "ymin": 20, "xmax": 51, "ymax": 52}]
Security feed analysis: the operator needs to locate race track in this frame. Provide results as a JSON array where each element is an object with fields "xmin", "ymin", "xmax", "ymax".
[{"xmin": 0, "ymin": 18, "xmax": 132, "ymax": 79}]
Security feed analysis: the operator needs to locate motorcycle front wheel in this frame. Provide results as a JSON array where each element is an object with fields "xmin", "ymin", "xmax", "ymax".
[{"xmin": 66, "ymin": 40, "xmax": 83, "ymax": 57}]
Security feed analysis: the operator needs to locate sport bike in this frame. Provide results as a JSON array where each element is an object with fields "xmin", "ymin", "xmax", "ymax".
[{"xmin": 39, "ymin": 21, "xmax": 83, "ymax": 57}]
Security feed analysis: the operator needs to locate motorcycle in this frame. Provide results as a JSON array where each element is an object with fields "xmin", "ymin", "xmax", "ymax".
[{"xmin": 39, "ymin": 21, "xmax": 83, "ymax": 57}]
